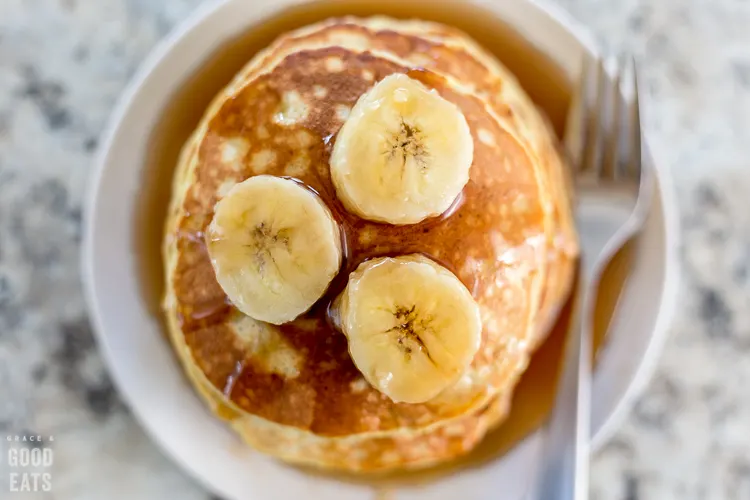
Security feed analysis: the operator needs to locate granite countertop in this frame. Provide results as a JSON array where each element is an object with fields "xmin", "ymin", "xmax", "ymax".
[{"xmin": 0, "ymin": 0, "xmax": 748, "ymax": 498}]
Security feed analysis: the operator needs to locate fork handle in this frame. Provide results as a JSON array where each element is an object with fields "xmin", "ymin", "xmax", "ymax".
[{"xmin": 530, "ymin": 269, "xmax": 594, "ymax": 500}]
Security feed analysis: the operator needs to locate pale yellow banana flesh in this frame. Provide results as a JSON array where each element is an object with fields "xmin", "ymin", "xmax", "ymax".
[
  {"xmin": 338, "ymin": 255, "xmax": 482, "ymax": 403},
  {"xmin": 206, "ymin": 175, "xmax": 342, "ymax": 325},
  {"xmin": 330, "ymin": 73, "xmax": 474, "ymax": 225}
]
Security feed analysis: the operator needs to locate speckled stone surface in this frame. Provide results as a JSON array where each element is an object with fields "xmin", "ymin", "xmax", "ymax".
[{"xmin": 0, "ymin": 0, "xmax": 748, "ymax": 499}]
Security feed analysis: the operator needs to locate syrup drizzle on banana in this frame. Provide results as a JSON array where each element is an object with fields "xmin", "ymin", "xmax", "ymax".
[
  {"xmin": 335, "ymin": 255, "xmax": 481, "ymax": 404},
  {"xmin": 330, "ymin": 73, "xmax": 474, "ymax": 225},
  {"xmin": 206, "ymin": 175, "xmax": 342, "ymax": 325}
]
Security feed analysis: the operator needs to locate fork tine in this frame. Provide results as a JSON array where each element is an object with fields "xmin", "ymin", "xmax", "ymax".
[
  {"xmin": 564, "ymin": 55, "xmax": 590, "ymax": 170},
  {"xmin": 602, "ymin": 55, "xmax": 624, "ymax": 179},
  {"xmin": 582, "ymin": 57, "xmax": 606, "ymax": 176},
  {"xmin": 626, "ymin": 56, "xmax": 642, "ymax": 180}
]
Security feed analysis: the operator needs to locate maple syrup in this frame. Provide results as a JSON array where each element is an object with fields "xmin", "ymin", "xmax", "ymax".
[{"xmin": 133, "ymin": 0, "xmax": 634, "ymax": 485}]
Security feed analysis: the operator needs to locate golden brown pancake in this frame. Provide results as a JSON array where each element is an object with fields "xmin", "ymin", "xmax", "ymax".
[{"xmin": 162, "ymin": 17, "xmax": 577, "ymax": 472}]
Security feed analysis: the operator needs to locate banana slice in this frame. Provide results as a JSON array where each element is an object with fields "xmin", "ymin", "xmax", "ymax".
[
  {"xmin": 330, "ymin": 73, "xmax": 474, "ymax": 225},
  {"xmin": 206, "ymin": 175, "xmax": 342, "ymax": 325},
  {"xmin": 337, "ymin": 255, "xmax": 482, "ymax": 403}
]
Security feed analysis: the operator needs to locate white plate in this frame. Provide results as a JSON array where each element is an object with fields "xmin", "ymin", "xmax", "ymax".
[{"xmin": 82, "ymin": 1, "xmax": 680, "ymax": 498}]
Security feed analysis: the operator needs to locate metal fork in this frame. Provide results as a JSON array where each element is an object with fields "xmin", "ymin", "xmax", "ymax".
[{"xmin": 530, "ymin": 55, "xmax": 654, "ymax": 500}]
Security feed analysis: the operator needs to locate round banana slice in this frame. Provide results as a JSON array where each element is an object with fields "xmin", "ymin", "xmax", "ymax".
[
  {"xmin": 338, "ymin": 255, "xmax": 482, "ymax": 403},
  {"xmin": 330, "ymin": 73, "xmax": 474, "ymax": 225},
  {"xmin": 206, "ymin": 175, "xmax": 342, "ymax": 325}
]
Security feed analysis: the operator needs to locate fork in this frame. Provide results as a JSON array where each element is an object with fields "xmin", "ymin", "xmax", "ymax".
[{"xmin": 529, "ymin": 55, "xmax": 654, "ymax": 500}]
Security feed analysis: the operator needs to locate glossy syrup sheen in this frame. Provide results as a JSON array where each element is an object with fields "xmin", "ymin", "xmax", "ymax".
[{"xmin": 135, "ymin": 0, "xmax": 634, "ymax": 484}]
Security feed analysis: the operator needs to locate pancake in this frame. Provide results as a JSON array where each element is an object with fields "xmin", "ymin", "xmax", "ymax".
[{"xmin": 162, "ymin": 17, "xmax": 577, "ymax": 472}]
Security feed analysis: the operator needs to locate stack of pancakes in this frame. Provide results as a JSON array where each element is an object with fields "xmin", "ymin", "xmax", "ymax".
[{"xmin": 163, "ymin": 17, "xmax": 577, "ymax": 472}]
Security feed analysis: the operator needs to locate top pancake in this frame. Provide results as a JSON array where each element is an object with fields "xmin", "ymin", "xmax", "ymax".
[{"xmin": 163, "ymin": 17, "xmax": 577, "ymax": 469}]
